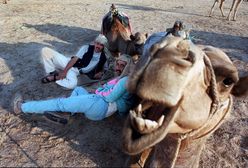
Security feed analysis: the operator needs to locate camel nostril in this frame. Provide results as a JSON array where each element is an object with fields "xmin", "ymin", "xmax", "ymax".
[{"xmin": 171, "ymin": 56, "xmax": 193, "ymax": 67}]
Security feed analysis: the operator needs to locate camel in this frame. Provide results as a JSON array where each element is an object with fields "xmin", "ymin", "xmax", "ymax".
[
  {"xmin": 102, "ymin": 4, "xmax": 132, "ymax": 36},
  {"xmin": 101, "ymin": 4, "xmax": 148, "ymax": 58},
  {"xmin": 122, "ymin": 36, "xmax": 248, "ymax": 167},
  {"xmin": 209, "ymin": 0, "xmax": 243, "ymax": 21}
]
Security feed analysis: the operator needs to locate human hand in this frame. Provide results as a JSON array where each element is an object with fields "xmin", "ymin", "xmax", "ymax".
[
  {"xmin": 57, "ymin": 71, "xmax": 67, "ymax": 80},
  {"xmin": 94, "ymin": 71, "xmax": 103, "ymax": 79}
]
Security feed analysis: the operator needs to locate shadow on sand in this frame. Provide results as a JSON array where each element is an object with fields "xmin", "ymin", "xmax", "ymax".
[
  {"xmin": 115, "ymin": 3, "xmax": 207, "ymax": 17},
  {"xmin": 1, "ymin": 23, "xmax": 248, "ymax": 166},
  {"xmin": 191, "ymin": 29, "xmax": 248, "ymax": 62},
  {"xmin": 1, "ymin": 23, "xmax": 128, "ymax": 167},
  {"xmin": 0, "ymin": 24, "xmax": 99, "ymax": 108}
]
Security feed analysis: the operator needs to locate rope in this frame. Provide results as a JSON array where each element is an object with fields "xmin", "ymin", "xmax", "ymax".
[
  {"xmin": 192, "ymin": 96, "xmax": 232, "ymax": 140},
  {"xmin": 170, "ymin": 138, "xmax": 182, "ymax": 168},
  {"xmin": 164, "ymin": 53, "xmax": 233, "ymax": 167},
  {"xmin": 203, "ymin": 54, "xmax": 220, "ymax": 117},
  {"xmin": 176, "ymin": 54, "xmax": 229, "ymax": 140}
]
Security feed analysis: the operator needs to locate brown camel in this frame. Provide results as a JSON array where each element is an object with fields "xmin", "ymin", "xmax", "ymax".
[
  {"xmin": 209, "ymin": 0, "xmax": 243, "ymax": 21},
  {"xmin": 101, "ymin": 4, "xmax": 147, "ymax": 57},
  {"xmin": 122, "ymin": 36, "xmax": 248, "ymax": 167}
]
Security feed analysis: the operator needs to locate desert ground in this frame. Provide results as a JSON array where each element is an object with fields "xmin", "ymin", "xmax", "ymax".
[{"xmin": 0, "ymin": 0, "xmax": 247, "ymax": 167}]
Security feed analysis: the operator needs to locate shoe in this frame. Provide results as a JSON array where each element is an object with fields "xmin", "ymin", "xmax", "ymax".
[
  {"xmin": 43, "ymin": 112, "xmax": 70, "ymax": 125},
  {"xmin": 11, "ymin": 92, "xmax": 24, "ymax": 115},
  {"xmin": 49, "ymin": 70, "xmax": 58, "ymax": 75}
]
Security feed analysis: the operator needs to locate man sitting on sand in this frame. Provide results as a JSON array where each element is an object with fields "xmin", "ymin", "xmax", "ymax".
[
  {"xmin": 41, "ymin": 34, "xmax": 113, "ymax": 89},
  {"xmin": 12, "ymin": 54, "xmax": 136, "ymax": 124}
]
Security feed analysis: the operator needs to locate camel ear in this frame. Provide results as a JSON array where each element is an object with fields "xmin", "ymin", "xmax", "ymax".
[
  {"xmin": 130, "ymin": 34, "xmax": 135, "ymax": 41},
  {"xmin": 231, "ymin": 75, "xmax": 248, "ymax": 97}
]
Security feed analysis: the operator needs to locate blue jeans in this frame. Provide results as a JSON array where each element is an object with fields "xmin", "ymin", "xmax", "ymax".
[{"xmin": 21, "ymin": 87, "xmax": 108, "ymax": 121}]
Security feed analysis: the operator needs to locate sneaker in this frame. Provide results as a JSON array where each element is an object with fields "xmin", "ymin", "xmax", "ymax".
[
  {"xmin": 43, "ymin": 112, "xmax": 70, "ymax": 125},
  {"xmin": 11, "ymin": 92, "xmax": 24, "ymax": 115}
]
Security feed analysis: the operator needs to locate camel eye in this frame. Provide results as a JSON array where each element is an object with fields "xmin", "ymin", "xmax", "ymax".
[{"xmin": 223, "ymin": 77, "xmax": 234, "ymax": 87}]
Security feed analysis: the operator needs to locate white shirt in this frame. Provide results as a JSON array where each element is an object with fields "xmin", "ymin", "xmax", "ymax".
[{"xmin": 105, "ymin": 102, "xmax": 118, "ymax": 117}]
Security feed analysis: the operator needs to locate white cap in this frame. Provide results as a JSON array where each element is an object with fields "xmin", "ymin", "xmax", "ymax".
[{"xmin": 95, "ymin": 34, "xmax": 108, "ymax": 47}]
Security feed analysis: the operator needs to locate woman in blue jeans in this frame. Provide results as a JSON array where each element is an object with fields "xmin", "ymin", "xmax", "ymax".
[{"xmin": 12, "ymin": 54, "xmax": 135, "ymax": 123}]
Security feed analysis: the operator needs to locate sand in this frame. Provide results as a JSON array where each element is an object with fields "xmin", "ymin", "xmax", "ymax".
[{"xmin": 0, "ymin": 0, "xmax": 247, "ymax": 167}]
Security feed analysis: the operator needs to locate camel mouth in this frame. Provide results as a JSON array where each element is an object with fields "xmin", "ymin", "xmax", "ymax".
[
  {"xmin": 122, "ymin": 96, "xmax": 181, "ymax": 155},
  {"xmin": 130, "ymin": 100, "xmax": 170, "ymax": 134}
]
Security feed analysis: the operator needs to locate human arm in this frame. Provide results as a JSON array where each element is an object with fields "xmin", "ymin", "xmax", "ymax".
[
  {"xmin": 102, "ymin": 77, "xmax": 128, "ymax": 102},
  {"xmin": 57, "ymin": 56, "xmax": 79, "ymax": 79},
  {"xmin": 93, "ymin": 71, "xmax": 104, "ymax": 79},
  {"xmin": 58, "ymin": 45, "xmax": 89, "ymax": 79},
  {"xmin": 93, "ymin": 61, "xmax": 109, "ymax": 79},
  {"xmin": 57, "ymin": 45, "xmax": 90, "ymax": 79}
]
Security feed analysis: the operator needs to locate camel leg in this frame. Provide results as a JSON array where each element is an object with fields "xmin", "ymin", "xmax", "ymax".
[
  {"xmin": 209, "ymin": 0, "xmax": 218, "ymax": 17},
  {"xmin": 227, "ymin": 0, "xmax": 237, "ymax": 20},
  {"xmin": 3, "ymin": 0, "xmax": 7, "ymax": 4},
  {"xmin": 219, "ymin": 0, "xmax": 226, "ymax": 17},
  {"xmin": 227, "ymin": 0, "xmax": 236, "ymax": 20},
  {"xmin": 232, "ymin": 0, "xmax": 243, "ymax": 21}
]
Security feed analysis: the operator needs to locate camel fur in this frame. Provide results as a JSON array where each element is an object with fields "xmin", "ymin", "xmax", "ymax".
[
  {"xmin": 101, "ymin": 5, "xmax": 147, "ymax": 57},
  {"xmin": 122, "ymin": 36, "xmax": 248, "ymax": 168}
]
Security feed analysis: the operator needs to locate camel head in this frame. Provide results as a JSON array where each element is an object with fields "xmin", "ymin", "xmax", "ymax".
[
  {"xmin": 101, "ymin": 7, "xmax": 147, "ymax": 57},
  {"xmin": 129, "ymin": 32, "xmax": 148, "ymax": 56},
  {"xmin": 105, "ymin": 18, "xmax": 147, "ymax": 57},
  {"xmin": 122, "ymin": 36, "xmax": 248, "ymax": 156}
]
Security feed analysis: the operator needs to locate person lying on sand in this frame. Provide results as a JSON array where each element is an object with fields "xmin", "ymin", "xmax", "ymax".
[{"xmin": 12, "ymin": 55, "xmax": 136, "ymax": 125}]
